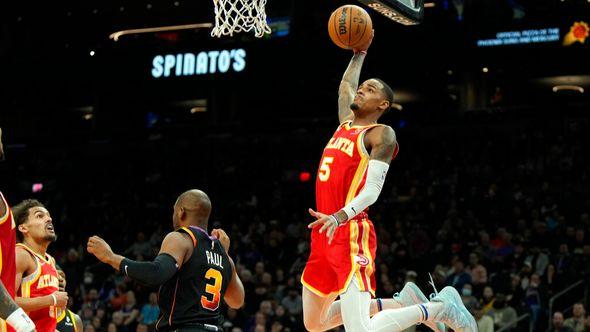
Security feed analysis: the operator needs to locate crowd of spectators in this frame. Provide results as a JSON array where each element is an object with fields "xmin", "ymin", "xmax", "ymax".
[{"xmin": 2, "ymin": 110, "xmax": 589, "ymax": 332}]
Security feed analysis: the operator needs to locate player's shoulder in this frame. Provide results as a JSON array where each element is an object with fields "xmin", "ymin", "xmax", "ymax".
[
  {"xmin": 167, "ymin": 228, "xmax": 198, "ymax": 248},
  {"xmin": 15, "ymin": 245, "xmax": 36, "ymax": 267},
  {"xmin": 367, "ymin": 124, "xmax": 396, "ymax": 141}
]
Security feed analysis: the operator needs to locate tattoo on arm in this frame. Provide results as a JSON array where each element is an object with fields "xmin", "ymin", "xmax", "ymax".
[
  {"xmin": 0, "ymin": 282, "xmax": 19, "ymax": 320},
  {"xmin": 369, "ymin": 126, "xmax": 396, "ymax": 163},
  {"xmin": 338, "ymin": 53, "xmax": 366, "ymax": 123}
]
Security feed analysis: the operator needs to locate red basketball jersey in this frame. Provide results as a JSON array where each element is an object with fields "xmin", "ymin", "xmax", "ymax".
[
  {"xmin": 0, "ymin": 192, "xmax": 17, "ymax": 332},
  {"xmin": 315, "ymin": 121, "xmax": 398, "ymax": 216},
  {"xmin": 16, "ymin": 244, "xmax": 59, "ymax": 332}
]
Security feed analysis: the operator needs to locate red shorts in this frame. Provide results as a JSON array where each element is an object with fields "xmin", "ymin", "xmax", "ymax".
[{"xmin": 301, "ymin": 217, "xmax": 377, "ymax": 297}]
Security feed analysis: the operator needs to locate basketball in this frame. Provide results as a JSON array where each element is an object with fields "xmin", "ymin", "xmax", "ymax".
[{"xmin": 328, "ymin": 5, "xmax": 373, "ymax": 50}]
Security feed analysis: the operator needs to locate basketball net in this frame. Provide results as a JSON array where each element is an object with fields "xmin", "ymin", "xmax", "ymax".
[{"xmin": 211, "ymin": 0, "xmax": 272, "ymax": 38}]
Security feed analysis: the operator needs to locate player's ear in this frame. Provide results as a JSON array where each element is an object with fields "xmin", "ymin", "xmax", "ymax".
[
  {"xmin": 179, "ymin": 207, "xmax": 186, "ymax": 220},
  {"xmin": 378, "ymin": 100, "xmax": 390, "ymax": 112},
  {"xmin": 18, "ymin": 223, "xmax": 28, "ymax": 235}
]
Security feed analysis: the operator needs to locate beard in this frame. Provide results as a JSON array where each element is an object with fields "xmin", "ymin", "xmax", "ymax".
[
  {"xmin": 350, "ymin": 103, "xmax": 360, "ymax": 111},
  {"xmin": 44, "ymin": 234, "xmax": 58, "ymax": 242}
]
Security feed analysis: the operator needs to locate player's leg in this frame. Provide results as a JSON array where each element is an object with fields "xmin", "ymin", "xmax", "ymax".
[
  {"xmin": 302, "ymin": 286, "xmax": 339, "ymax": 331},
  {"xmin": 302, "ymin": 285, "xmax": 404, "ymax": 331},
  {"xmin": 339, "ymin": 281, "xmax": 477, "ymax": 332}
]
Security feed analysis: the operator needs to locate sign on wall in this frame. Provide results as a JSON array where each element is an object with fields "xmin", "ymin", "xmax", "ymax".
[{"xmin": 151, "ymin": 48, "xmax": 246, "ymax": 78}]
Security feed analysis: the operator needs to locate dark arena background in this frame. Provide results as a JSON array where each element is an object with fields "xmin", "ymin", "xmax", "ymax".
[{"xmin": 1, "ymin": 0, "xmax": 590, "ymax": 331}]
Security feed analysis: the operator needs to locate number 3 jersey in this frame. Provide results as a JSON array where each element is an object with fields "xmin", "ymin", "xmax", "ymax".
[
  {"xmin": 156, "ymin": 226, "xmax": 232, "ymax": 331},
  {"xmin": 315, "ymin": 121, "xmax": 398, "ymax": 216}
]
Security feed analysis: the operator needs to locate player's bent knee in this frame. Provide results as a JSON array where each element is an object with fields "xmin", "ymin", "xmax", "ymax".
[{"xmin": 303, "ymin": 315, "xmax": 323, "ymax": 332}]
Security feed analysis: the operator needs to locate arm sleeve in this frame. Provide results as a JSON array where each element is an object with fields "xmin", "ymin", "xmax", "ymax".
[
  {"xmin": 342, "ymin": 159, "xmax": 389, "ymax": 221},
  {"xmin": 119, "ymin": 253, "xmax": 178, "ymax": 287}
]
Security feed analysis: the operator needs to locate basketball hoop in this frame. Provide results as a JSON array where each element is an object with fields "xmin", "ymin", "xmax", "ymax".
[
  {"xmin": 357, "ymin": 0, "xmax": 424, "ymax": 25},
  {"xmin": 211, "ymin": 0, "xmax": 272, "ymax": 38}
]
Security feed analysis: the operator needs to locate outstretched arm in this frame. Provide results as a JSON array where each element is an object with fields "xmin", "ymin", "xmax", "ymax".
[{"xmin": 87, "ymin": 232, "xmax": 191, "ymax": 287}]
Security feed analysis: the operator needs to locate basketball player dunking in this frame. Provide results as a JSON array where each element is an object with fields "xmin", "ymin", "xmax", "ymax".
[
  {"xmin": 301, "ymin": 33, "xmax": 477, "ymax": 332},
  {"xmin": 13, "ymin": 200, "xmax": 68, "ymax": 332},
  {"xmin": 87, "ymin": 189, "xmax": 245, "ymax": 332},
  {"xmin": 0, "ymin": 128, "xmax": 36, "ymax": 332}
]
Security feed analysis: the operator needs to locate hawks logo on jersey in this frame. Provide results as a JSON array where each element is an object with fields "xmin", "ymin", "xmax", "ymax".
[
  {"xmin": 315, "ymin": 120, "xmax": 398, "ymax": 216},
  {"xmin": 16, "ymin": 244, "xmax": 60, "ymax": 332}
]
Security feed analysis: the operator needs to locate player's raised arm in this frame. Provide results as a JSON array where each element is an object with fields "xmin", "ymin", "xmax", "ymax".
[{"xmin": 338, "ymin": 31, "xmax": 374, "ymax": 124}]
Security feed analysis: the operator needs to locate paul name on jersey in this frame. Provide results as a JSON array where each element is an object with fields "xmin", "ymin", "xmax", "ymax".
[{"xmin": 205, "ymin": 250, "xmax": 223, "ymax": 269}]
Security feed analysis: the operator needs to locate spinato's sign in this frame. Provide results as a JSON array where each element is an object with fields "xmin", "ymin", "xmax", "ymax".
[{"xmin": 151, "ymin": 48, "xmax": 246, "ymax": 78}]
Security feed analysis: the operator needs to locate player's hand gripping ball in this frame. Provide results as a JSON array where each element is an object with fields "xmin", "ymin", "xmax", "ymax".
[{"xmin": 328, "ymin": 5, "xmax": 373, "ymax": 50}]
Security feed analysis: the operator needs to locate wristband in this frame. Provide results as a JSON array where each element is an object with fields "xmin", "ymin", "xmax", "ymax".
[
  {"xmin": 6, "ymin": 308, "xmax": 35, "ymax": 332},
  {"xmin": 328, "ymin": 214, "xmax": 340, "ymax": 227},
  {"xmin": 50, "ymin": 293, "xmax": 57, "ymax": 306}
]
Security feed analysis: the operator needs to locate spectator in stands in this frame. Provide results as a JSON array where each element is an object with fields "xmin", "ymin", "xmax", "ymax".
[
  {"xmin": 111, "ymin": 311, "xmax": 126, "ymax": 332},
  {"xmin": 280, "ymin": 287, "xmax": 302, "ymax": 317},
  {"xmin": 472, "ymin": 302, "xmax": 494, "ymax": 332},
  {"xmin": 491, "ymin": 293, "xmax": 518, "ymax": 330},
  {"xmin": 461, "ymin": 283, "xmax": 478, "ymax": 309},
  {"xmin": 118, "ymin": 290, "xmax": 140, "ymax": 331},
  {"xmin": 548, "ymin": 312, "xmax": 573, "ymax": 332},
  {"xmin": 138, "ymin": 292, "xmax": 159, "ymax": 328},
  {"xmin": 525, "ymin": 273, "xmax": 547, "ymax": 330},
  {"xmin": 564, "ymin": 303, "xmax": 586, "ymax": 332},
  {"xmin": 481, "ymin": 286, "xmax": 496, "ymax": 315},
  {"xmin": 506, "ymin": 274, "xmax": 524, "ymax": 310},
  {"xmin": 446, "ymin": 257, "xmax": 472, "ymax": 291},
  {"xmin": 110, "ymin": 284, "xmax": 128, "ymax": 311},
  {"xmin": 125, "ymin": 232, "xmax": 154, "ymax": 260}
]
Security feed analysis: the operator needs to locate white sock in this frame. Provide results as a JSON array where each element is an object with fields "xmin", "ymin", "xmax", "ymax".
[
  {"xmin": 340, "ymin": 280, "xmax": 430, "ymax": 332},
  {"xmin": 314, "ymin": 297, "xmax": 403, "ymax": 330},
  {"xmin": 377, "ymin": 298, "xmax": 403, "ymax": 311},
  {"xmin": 423, "ymin": 301, "xmax": 444, "ymax": 321}
]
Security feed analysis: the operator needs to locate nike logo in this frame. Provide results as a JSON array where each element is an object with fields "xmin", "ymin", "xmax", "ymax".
[{"xmin": 124, "ymin": 265, "xmax": 129, "ymax": 275}]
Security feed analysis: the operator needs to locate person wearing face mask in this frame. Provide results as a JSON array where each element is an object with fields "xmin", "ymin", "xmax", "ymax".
[
  {"xmin": 461, "ymin": 284, "xmax": 477, "ymax": 309},
  {"xmin": 491, "ymin": 294, "xmax": 517, "ymax": 330}
]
